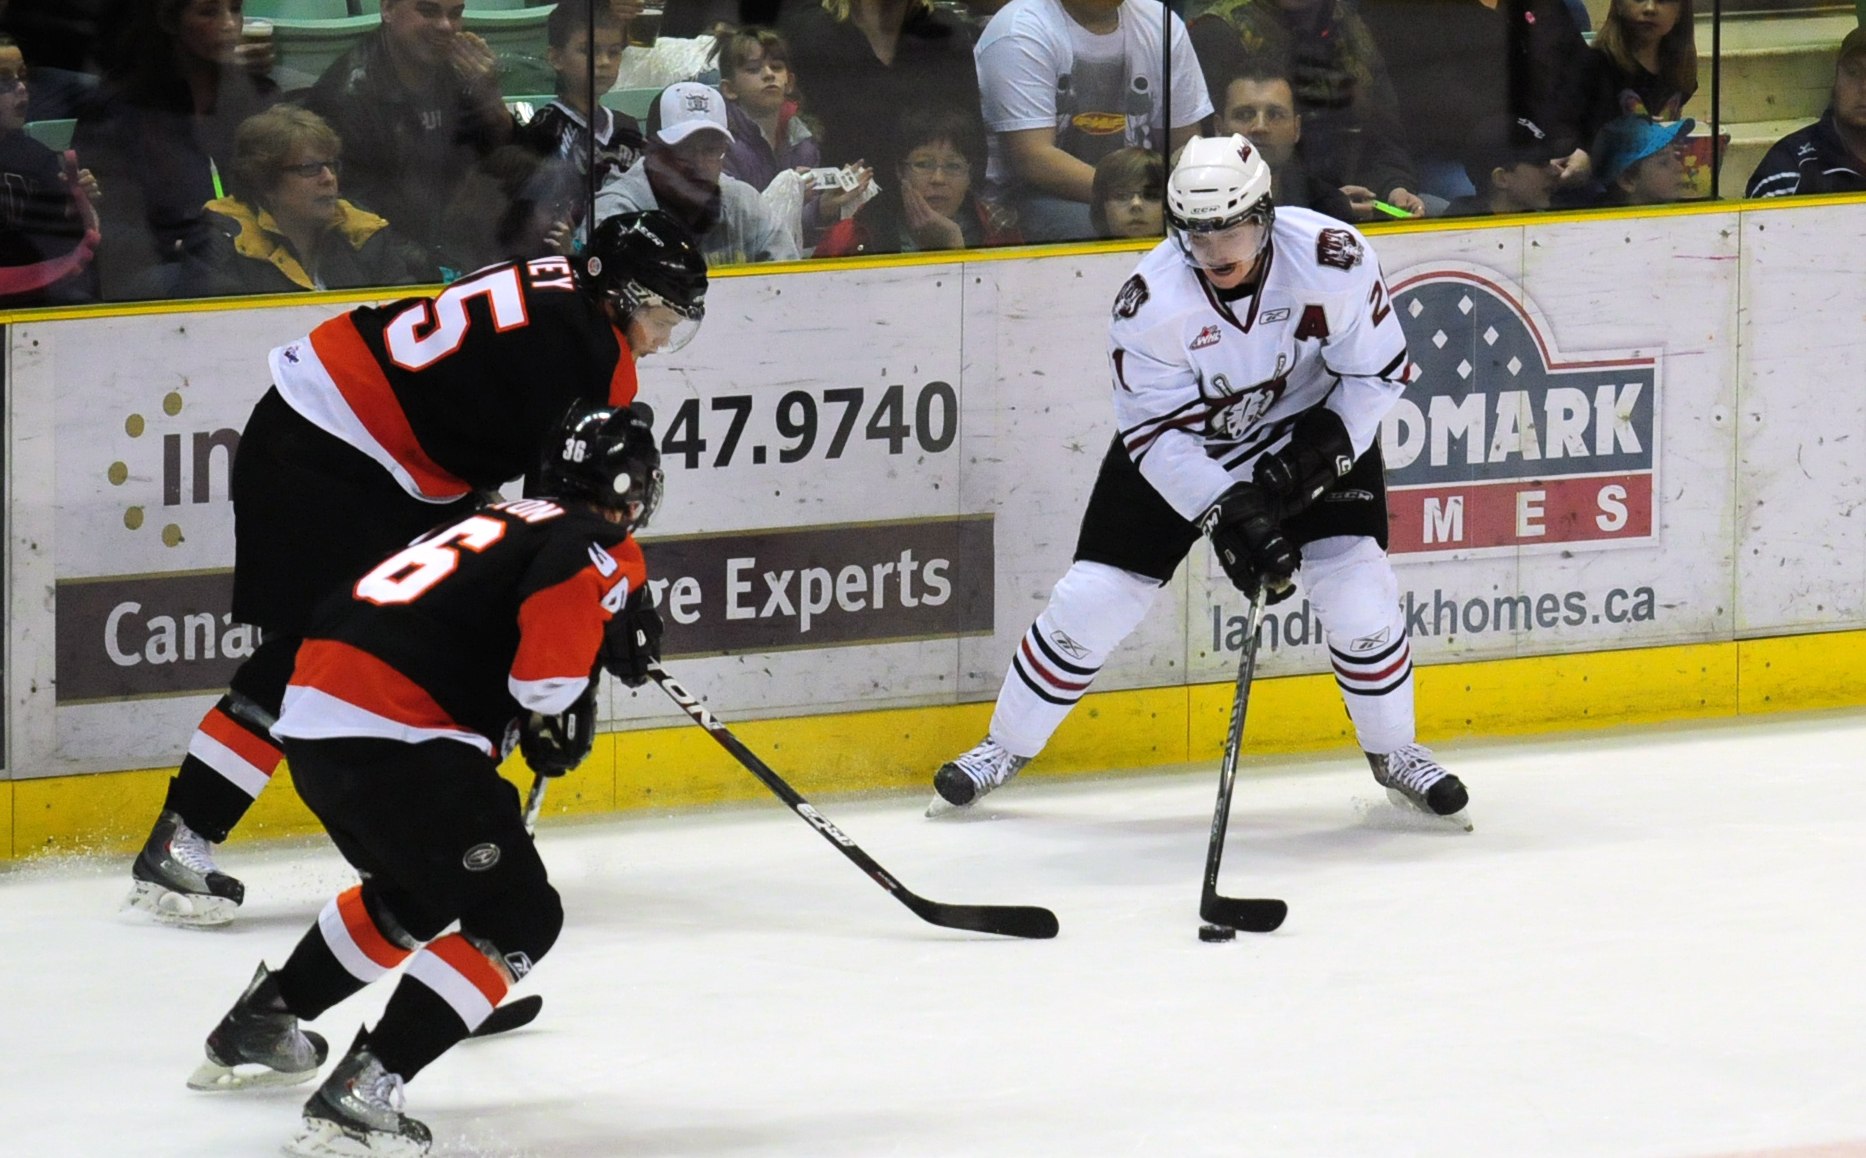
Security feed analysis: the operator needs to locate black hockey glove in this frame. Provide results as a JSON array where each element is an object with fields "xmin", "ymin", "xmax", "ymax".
[
  {"xmin": 600, "ymin": 586, "xmax": 663, "ymax": 688},
  {"xmin": 519, "ymin": 683, "xmax": 596, "ymax": 777},
  {"xmin": 1253, "ymin": 407, "xmax": 1356, "ymax": 519},
  {"xmin": 1202, "ymin": 482, "xmax": 1299, "ymax": 604}
]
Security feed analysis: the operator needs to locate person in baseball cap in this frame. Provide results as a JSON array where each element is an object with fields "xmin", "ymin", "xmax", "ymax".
[
  {"xmin": 592, "ymin": 81, "xmax": 801, "ymax": 264},
  {"xmin": 1592, "ymin": 113, "xmax": 1696, "ymax": 205},
  {"xmin": 1447, "ymin": 116, "xmax": 1564, "ymax": 217}
]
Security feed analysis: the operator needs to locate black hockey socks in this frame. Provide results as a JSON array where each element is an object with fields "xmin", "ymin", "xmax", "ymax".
[
  {"xmin": 275, "ymin": 886, "xmax": 416, "ymax": 1020},
  {"xmin": 367, "ymin": 933, "xmax": 512, "ymax": 1080}
]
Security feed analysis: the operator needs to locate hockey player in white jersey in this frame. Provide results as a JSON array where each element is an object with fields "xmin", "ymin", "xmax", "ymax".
[{"xmin": 932, "ymin": 133, "xmax": 1468, "ymax": 821}]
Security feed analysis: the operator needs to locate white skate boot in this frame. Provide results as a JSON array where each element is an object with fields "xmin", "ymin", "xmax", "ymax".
[
  {"xmin": 125, "ymin": 809, "xmax": 244, "ymax": 927},
  {"xmin": 929, "ymin": 738, "xmax": 1029, "ymax": 815},
  {"xmin": 1367, "ymin": 743, "xmax": 1471, "ymax": 826}
]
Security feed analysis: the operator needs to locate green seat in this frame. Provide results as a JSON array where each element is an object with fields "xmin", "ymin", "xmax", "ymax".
[
  {"xmin": 271, "ymin": 13, "xmax": 381, "ymax": 81},
  {"xmin": 243, "ymin": 0, "xmax": 349, "ymax": 17},
  {"xmin": 601, "ymin": 87, "xmax": 662, "ymax": 121},
  {"xmin": 25, "ymin": 119, "xmax": 76, "ymax": 151}
]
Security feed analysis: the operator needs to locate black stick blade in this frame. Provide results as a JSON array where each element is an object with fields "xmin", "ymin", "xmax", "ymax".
[
  {"xmin": 908, "ymin": 897, "xmax": 1060, "ymax": 939},
  {"xmin": 1200, "ymin": 896, "xmax": 1288, "ymax": 933},
  {"xmin": 468, "ymin": 994, "xmax": 544, "ymax": 1038}
]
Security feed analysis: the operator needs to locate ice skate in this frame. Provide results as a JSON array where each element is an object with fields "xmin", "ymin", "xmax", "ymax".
[
  {"xmin": 187, "ymin": 963, "xmax": 329, "ymax": 1091},
  {"xmin": 286, "ymin": 1031, "xmax": 431, "ymax": 1157},
  {"xmin": 125, "ymin": 809, "xmax": 244, "ymax": 927},
  {"xmin": 1366, "ymin": 743, "xmax": 1472, "ymax": 830},
  {"xmin": 928, "ymin": 738, "xmax": 1029, "ymax": 815}
]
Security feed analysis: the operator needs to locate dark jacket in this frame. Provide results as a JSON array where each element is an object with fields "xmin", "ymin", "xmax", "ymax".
[
  {"xmin": 172, "ymin": 195, "xmax": 430, "ymax": 297},
  {"xmin": 1358, "ymin": 0, "xmax": 1592, "ymax": 160},
  {"xmin": 777, "ymin": 2, "xmax": 983, "ymax": 175},
  {"xmin": 304, "ymin": 30, "xmax": 515, "ymax": 252},
  {"xmin": 71, "ymin": 65, "xmax": 278, "ymax": 298},
  {"xmin": 1578, "ymin": 48, "xmax": 1694, "ymax": 146},
  {"xmin": 0, "ymin": 129, "xmax": 99, "ymax": 303},
  {"xmin": 813, "ymin": 190, "xmax": 1020, "ymax": 257},
  {"xmin": 1745, "ymin": 108, "xmax": 1866, "ymax": 198}
]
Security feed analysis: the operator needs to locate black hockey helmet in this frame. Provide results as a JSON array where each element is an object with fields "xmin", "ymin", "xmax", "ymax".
[
  {"xmin": 579, "ymin": 210, "xmax": 708, "ymax": 352},
  {"xmin": 540, "ymin": 402, "xmax": 664, "ymax": 530}
]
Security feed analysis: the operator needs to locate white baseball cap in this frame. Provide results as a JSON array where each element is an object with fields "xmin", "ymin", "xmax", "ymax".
[{"xmin": 648, "ymin": 82, "xmax": 730, "ymax": 147}]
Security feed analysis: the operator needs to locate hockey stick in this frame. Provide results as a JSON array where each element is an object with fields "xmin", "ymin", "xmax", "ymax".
[
  {"xmin": 468, "ymin": 774, "xmax": 552, "ymax": 1040},
  {"xmin": 1200, "ymin": 591, "xmax": 1290, "ymax": 933},
  {"xmin": 649, "ymin": 664, "xmax": 1060, "ymax": 940}
]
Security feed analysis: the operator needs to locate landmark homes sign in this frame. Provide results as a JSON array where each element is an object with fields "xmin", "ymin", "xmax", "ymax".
[{"xmin": 1381, "ymin": 264, "xmax": 1658, "ymax": 556}]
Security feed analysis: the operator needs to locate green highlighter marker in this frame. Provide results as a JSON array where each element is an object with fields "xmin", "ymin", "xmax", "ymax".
[{"xmin": 1371, "ymin": 199, "xmax": 1411, "ymax": 218}]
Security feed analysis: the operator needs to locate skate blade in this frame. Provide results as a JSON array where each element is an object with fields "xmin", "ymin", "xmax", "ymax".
[
  {"xmin": 1353, "ymin": 794, "xmax": 1475, "ymax": 833},
  {"xmin": 124, "ymin": 880, "xmax": 238, "ymax": 928},
  {"xmin": 285, "ymin": 1117, "xmax": 429, "ymax": 1158},
  {"xmin": 187, "ymin": 1057, "xmax": 321, "ymax": 1092},
  {"xmin": 925, "ymin": 792, "xmax": 967, "ymax": 818}
]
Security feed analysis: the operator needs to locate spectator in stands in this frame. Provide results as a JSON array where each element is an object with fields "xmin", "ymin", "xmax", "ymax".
[
  {"xmin": 717, "ymin": 25, "xmax": 818, "ymax": 190},
  {"xmin": 1581, "ymin": 0, "xmax": 1697, "ymax": 139},
  {"xmin": 1592, "ymin": 112, "xmax": 1692, "ymax": 206},
  {"xmin": 519, "ymin": 0, "xmax": 643, "ymax": 220},
  {"xmin": 0, "ymin": 0, "xmax": 105, "ymax": 119},
  {"xmin": 1442, "ymin": 114, "xmax": 1562, "ymax": 217},
  {"xmin": 304, "ymin": 0, "xmax": 515, "ymax": 261},
  {"xmin": 814, "ymin": 104, "xmax": 1020, "ymax": 256},
  {"xmin": 1186, "ymin": 0, "xmax": 1425, "ymax": 220},
  {"xmin": 594, "ymin": 80, "xmax": 799, "ymax": 264},
  {"xmin": 72, "ymin": 0, "xmax": 278, "ymax": 299},
  {"xmin": 607, "ymin": 0, "xmax": 719, "ymax": 92},
  {"xmin": 1357, "ymin": 0, "xmax": 1593, "ymax": 200},
  {"xmin": 441, "ymin": 145, "xmax": 582, "ymax": 276},
  {"xmin": 1214, "ymin": 58, "xmax": 1354, "ymax": 222},
  {"xmin": 1088, "ymin": 145, "xmax": 1161, "ymax": 239},
  {"xmin": 974, "ymin": 0, "xmax": 1210, "ymax": 242},
  {"xmin": 0, "ymin": 31, "xmax": 101, "ymax": 304},
  {"xmin": 777, "ymin": 0, "xmax": 983, "ymax": 179},
  {"xmin": 1746, "ymin": 27, "xmax": 1866, "ymax": 199},
  {"xmin": 179, "ymin": 105, "xmax": 429, "ymax": 296}
]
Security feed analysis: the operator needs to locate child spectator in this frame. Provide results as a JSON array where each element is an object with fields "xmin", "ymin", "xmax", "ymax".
[
  {"xmin": 176, "ymin": 106, "xmax": 428, "ymax": 297},
  {"xmin": 594, "ymin": 80, "xmax": 800, "ymax": 265},
  {"xmin": 72, "ymin": 0, "xmax": 279, "ymax": 299},
  {"xmin": 304, "ymin": 0, "xmax": 515, "ymax": 261},
  {"xmin": 1592, "ymin": 113, "xmax": 1693, "ymax": 206},
  {"xmin": 1581, "ymin": 0, "xmax": 1697, "ymax": 141},
  {"xmin": 716, "ymin": 26, "xmax": 818, "ymax": 189},
  {"xmin": 814, "ymin": 105, "xmax": 1020, "ymax": 256},
  {"xmin": 1746, "ymin": 27, "xmax": 1866, "ymax": 199},
  {"xmin": 1443, "ymin": 115, "xmax": 1562, "ymax": 217},
  {"xmin": 518, "ymin": 0, "xmax": 642, "ymax": 223},
  {"xmin": 1088, "ymin": 146, "xmax": 1161, "ymax": 239},
  {"xmin": 0, "ymin": 32, "xmax": 100, "ymax": 304},
  {"xmin": 974, "ymin": 0, "xmax": 1211, "ymax": 242},
  {"xmin": 1214, "ymin": 58, "xmax": 1354, "ymax": 222},
  {"xmin": 1186, "ymin": 0, "xmax": 1424, "ymax": 220}
]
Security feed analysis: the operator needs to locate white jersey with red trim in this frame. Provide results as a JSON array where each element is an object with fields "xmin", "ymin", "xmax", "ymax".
[
  {"xmin": 268, "ymin": 256, "xmax": 639, "ymax": 503},
  {"xmin": 274, "ymin": 498, "xmax": 644, "ymax": 755},
  {"xmin": 1108, "ymin": 206, "xmax": 1412, "ymax": 522}
]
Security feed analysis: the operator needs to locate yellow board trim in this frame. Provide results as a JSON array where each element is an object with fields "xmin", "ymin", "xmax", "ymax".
[{"xmin": 9, "ymin": 629, "xmax": 1866, "ymax": 862}]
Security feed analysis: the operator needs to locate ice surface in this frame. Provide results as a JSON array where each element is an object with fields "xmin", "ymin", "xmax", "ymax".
[{"xmin": 4, "ymin": 712, "xmax": 1865, "ymax": 1157}]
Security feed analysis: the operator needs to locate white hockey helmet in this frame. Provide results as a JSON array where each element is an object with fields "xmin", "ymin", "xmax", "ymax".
[{"xmin": 1166, "ymin": 134, "xmax": 1275, "ymax": 274}]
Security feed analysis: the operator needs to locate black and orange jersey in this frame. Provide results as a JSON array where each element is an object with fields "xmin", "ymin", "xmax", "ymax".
[
  {"xmin": 273, "ymin": 498, "xmax": 645, "ymax": 755},
  {"xmin": 268, "ymin": 256, "xmax": 639, "ymax": 502}
]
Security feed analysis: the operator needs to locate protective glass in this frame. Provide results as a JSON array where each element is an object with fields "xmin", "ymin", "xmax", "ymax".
[{"xmin": 1176, "ymin": 218, "xmax": 1268, "ymax": 272}]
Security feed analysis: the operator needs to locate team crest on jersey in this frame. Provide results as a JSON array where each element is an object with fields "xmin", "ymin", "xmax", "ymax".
[
  {"xmin": 1113, "ymin": 274, "xmax": 1149, "ymax": 320},
  {"xmin": 1316, "ymin": 229, "xmax": 1364, "ymax": 271},
  {"xmin": 1190, "ymin": 324, "xmax": 1222, "ymax": 350}
]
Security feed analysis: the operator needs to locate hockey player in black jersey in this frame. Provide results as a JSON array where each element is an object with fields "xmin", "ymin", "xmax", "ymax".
[
  {"xmin": 187, "ymin": 404, "xmax": 666, "ymax": 1157},
  {"xmin": 932, "ymin": 135, "xmax": 1470, "ymax": 823},
  {"xmin": 127, "ymin": 211, "xmax": 705, "ymax": 927}
]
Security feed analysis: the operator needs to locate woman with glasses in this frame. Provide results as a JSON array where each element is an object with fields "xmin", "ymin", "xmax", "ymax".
[
  {"xmin": 178, "ymin": 105, "xmax": 428, "ymax": 296},
  {"xmin": 813, "ymin": 105, "xmax": 1021, "ymax": 256}
]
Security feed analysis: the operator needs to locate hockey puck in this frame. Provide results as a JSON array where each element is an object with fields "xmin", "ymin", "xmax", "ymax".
[{"xmin": 1198, "ymin": 923, "xmax": 1236, "ymax": 943}]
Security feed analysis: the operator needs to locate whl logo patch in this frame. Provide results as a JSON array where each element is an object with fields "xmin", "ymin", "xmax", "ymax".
[{"xmin": 1381, "ymin": 263, "xmax": 1658, "ymax": 556}]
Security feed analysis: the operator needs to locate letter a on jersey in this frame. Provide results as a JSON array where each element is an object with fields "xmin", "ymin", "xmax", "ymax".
[{"xmin": 1294, "ymin": 305, "xmax": 1330, "ymax": 342}]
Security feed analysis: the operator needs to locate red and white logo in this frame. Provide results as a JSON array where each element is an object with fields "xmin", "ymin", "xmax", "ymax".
[{"xmin": 1190, "ymin": 324, "xmax": 1222, "ymax": 350}]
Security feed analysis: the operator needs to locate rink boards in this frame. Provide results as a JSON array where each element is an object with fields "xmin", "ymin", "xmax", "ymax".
[{"xmin": 5, "ymin": 196, "xmax": 1866, "ymax": 858}]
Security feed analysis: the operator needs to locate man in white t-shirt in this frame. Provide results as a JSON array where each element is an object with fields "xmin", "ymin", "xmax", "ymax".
[{"xmin": 975, "ymin": 0, "xmax": 1213, "ymax": 241}]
